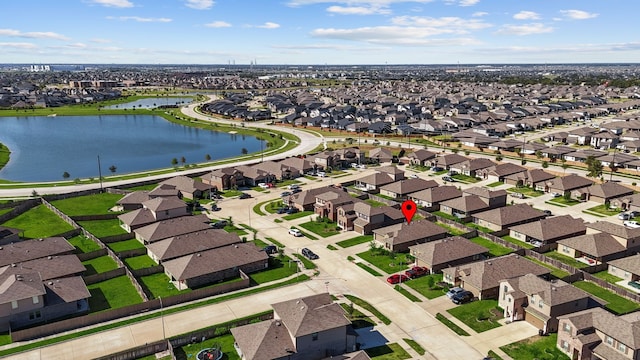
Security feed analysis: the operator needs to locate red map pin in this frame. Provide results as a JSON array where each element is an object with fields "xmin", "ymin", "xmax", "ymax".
[{"xmin": 401, "ymin": 199, "xmax": 417, "ymax": 224}]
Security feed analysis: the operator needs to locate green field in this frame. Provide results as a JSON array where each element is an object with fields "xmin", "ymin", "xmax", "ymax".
[
  {"xmin": 336, "ymin": 235, "xmax": 373, "ymax": 248},
  {"xmin": 67, "ymin": 235, "xmax": 103, "ymax": 253},
  {"xmin": 572, "ymin": 281, "xmax": 640, "ymax": 315},
  {"xmin": 468, "ymin": 236, "xmax": 513, "ymax": 257},
  {"xmin": 501, "ymin": 334, "xmax": 569, "ymax": 360},
  {"xmin": 50, "ymin": 193, "xmax": 124, "ymax": 216},
  {"xmin": 82, "ymin": 255, "xmax": 119, "ymax": 275},
  {"xmin": 404, "ymin": 274, "xmax": 446, "ymax": 299},
  {"xmin": 87, "ymin": 275, "xmax": 143, "ymax": 312},
  {"xmin": 248, "ymin": 256, "xmax": 298, "ymax": 284},
  {"xmin": 447, "ymin": 300, "xmax": 503, "ymax": 333},
  {"xmin": 124, "ymin": 255, "xmax": 157, "ymax": 270},
  {"xmin": 357, "ymin": 250, "xmax": 411, "ymax": 274},
  {"xmin": 139, "ymin": 272, "xmax": 189, "ymax": 299},
  {"xmin": 298, "ymin": 219, "xmax": 341, "ymax": 237},
  {"xmin": 2, "ymin": 205, "xmax": 75, "ymax": 239},
  {"xmin": 77, "ymin": 219, "xmax": 129, "ymax": 238},
  {"xmin": 107, "ymin": 238, "xmax": 145, "ymax": 252}
]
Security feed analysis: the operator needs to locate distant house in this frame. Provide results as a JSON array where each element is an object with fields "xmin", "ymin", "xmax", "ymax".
[
  {"xmin": 314, "ymin": 191, "xmax": 355, "ymax": 222},
  {"xmin": 231, "ymin": 293, "xmax": 360, "ymax": 360},
  {"xmin": 406, "ymin": 149, "xmax": 436, "ymax": 166},
  {"xmin": 368, "ymin": 148, "xmax": 394, "ymax": 163},
  {"xmin": 378, "ymin": 178, "xmax": 439, "ymax": 200},
  {"xmin": 159, "ymin": 175, "xmax": 210, "ymax": 199},
  {"xmin": 430, "ymin": 153, "xmax": 468, "ymax": 169},
  {"xmin": 373, "ymin": 220, "xmax": 449, "ymax": 253},
  {"xmin": 338, "ymin": 202, "xmax": 404, "ymax": 235},
  {"xmin": 408, "ymin": 186, "xmax": 462, "ymax": 211},
  {"xmin": 449, "ymin": 158, "xmax": 495, "ymax": 178},
  {"xmin": 118, "ymin": 196, "xmax": 188, "ymax": 232},
  {"xmin": 289, "ymin": 187, "xmax": 342, "ymax": 212},
  {"xmin": 202, "ymin": 167, "xmax": 245, "ymax": 191},
  {"xmin": 498, "ymin": 274, "xmax": 593, "ymax": 334},
  {"xmin": 556, "ymin": 233, "xmax": 628, "ymax": 266},
  {"xmin": 607, "ymin": 254, "xmax": 640, "ymax": 287},
  {"xmin": 116, "ymin": 191, "xmax": 151, "ymax": 211},
  {"xmin": 509, "ymin": 215, "xmax": 586, "ymax": 247},
  {"xmin": 503, "ymin": 169, "xmax": 556, "ymax": 190},
  {"xmin": 235, "ymin": 165, "xmax": 276, "ymax": 187},
  {"xmin": 439, "ymin": 187, "xmax": 507, "ymax": 221},
  {"xmin": 146, "ymin": 229, "xmax": 241, "ymax": 263},
  {"xmin": 409, "ymin": 236, "xmax": 488, "ymax": 273},
  {"xmin": 354, "ymin": 166, "xmax": 405, "ymax": 192},
  {"xmin": 472, "ymin": 204, "xmax": 547, "ymax": 234},
  {"xmin": 478, "ymin": 163, "xmax": 527, "ymax": 183}
]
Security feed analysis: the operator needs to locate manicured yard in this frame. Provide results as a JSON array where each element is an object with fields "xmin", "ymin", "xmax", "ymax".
[
  {"xmin": 282, "ymin": 210, "xmax": 314, "ymax": 220},
  {"xmin": 67, "ymin": 235, "xmax": 102, "ymax": 253},
  {"xmin": 124, "ymin": 255, "xmax": 157, "ymax": 270},
  {"xmin": 2, "ymin": 205, "xmax": 75, "ymax": 239},
  {"xmin": 81, "ymin": 255, "xmax": 119, "ymax": 275},
  {"xmin": 126, "ymin": 183, "xmax": 159, "ymax": 191},
  {"xmin": 220, "ymin": 189, "xmax": 243, "ymax": 198},
  {"xmin": 298, "ymin": 219, "xmax": 340, "ymax": 238},
  {"xmin": 356, "ymin": 262, "xmax": 383, "ymax": 276},
  {"xmin": 433, "ymin": 210, "xmax": 462, "ymax": 222},
  {"xmin": 447, "ymin": 300, "xmax": 503, "ymax": 333},
  {"xmin": 524, "ymin": 256, "xmax": 570, "ymax": 279},
  {"xmin": 403, "ymin": 338, "xmax": 425, "ymax": 356},
  {"xmin": 365, "ymin": 199, "xmax": 387, "ymax": 207},
  {"xmin": 508, "ymin": 187, "xmax": 544, "ymax": 197},
  {"xmin": 77, "ymin": 219, "xmax": 129, "ymax": 238},
  {"xmin": 500, "ymin": 334, "xmax": 569, "ymax": 360},
  {"xmin": 249, "ymin": 256, "xmax": 298, "ymax": 284},
  {"xmin": 584, "ymin": 204, "xmax": 620, "ymax": 216},
  {"xmin": 572, "ymin": 281, "xmax": 640, "ymax": 315},
  {"xmin": 435, "ymin": 313, "xmax": 470, "ymax": 336},
  {"xmin": 107, "ymin": 238, "xmax": 145, "ymax": 252},
  {"xmin": 344, "ymin": 294, "xmax": 391, "ymax": 325},
  {"xmin": 469, "ymin": 236, "xmax": 513, "ymax": 257},
  {"xmin": 592, "ymin": 270, "xmax": 624, "ymax": 284},
  {"xmin": 394, "ymin": 285, "xmax": 421, "ymax": 302},
  {"xmin": 50, "ymin": 193, "xmax": 124, "ymax": 216},
  {"xmin": 451, "ymin": 174, "xmax": 480, "ymax": 183},
  {"xmin": 336, "ymin": 235, "xmax": 373, "ymax": 248},
  {"xmin": 138, "ymin": 272, "xmax": 189, "ymax": 299},
  {"xmin": 0, "ymin": 208, "xmax": 12, "ymax": 216},
  {"xmin": 436, "ymin": 222, "xmax": 469, "ymax": 236},
  {"xmin": 365, "ymin": 343, "xmax": 411, "ymax": 360},
  {"xmin": 356, "ymin": 250, "xmax": 411, "ymax": 274},
  {"xmin": 293, "ymin": 253, "xmax": 317, "ymax": 270},
  {"xmin": 87, "ymin": 275, "xmax": 143, "ymax": 312},
  {"xmin": 543, "ymin": 251, "xmax": 589, "ymax": 269},
  {"xmin": 501, "ymin": 235, "xmax": 534, "ymax": 249},
  {"xmin": 340, "ymin": 303, "xmax": 376, "ymax": 329},
  {"xmin": 549, "ymin": 197, "xmax": 580, "ymax": 206},
  {"xmin": 263, "ymin": 200, "xmax": 284, "ymax": 214},
  {"xmin": 486, "ymin": 181, "xmax": 505, "ymax": 188},
  {"xmin": 404, "ymin": 274, "xmax": 446, "ymax": 299},
  {"xmin": 174, "ymin": 333, "xmax": 239, "ymax": 360},
  {"xmin": 466, "ymin": 223, "xmax": 495, "ymax": 234}
]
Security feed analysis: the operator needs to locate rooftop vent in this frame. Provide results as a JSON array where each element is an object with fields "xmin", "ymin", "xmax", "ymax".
[
  {"xmin": 47, "ymin": 256, "xmax": 52, "ymax": 260},
  {"xmin": 196, "ymin": 253, "xmax": 201, "ymax": 257},
  {"xmin": 10, "ymin": 263, "xmax": 15, "ymax": 267},
  {"xmin": 48, "ymin": 281, "xmax": 53, "ymax": 285}
]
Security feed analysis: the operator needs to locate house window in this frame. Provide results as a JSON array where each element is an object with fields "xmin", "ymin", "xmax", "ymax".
[
  {"xmin": 618, "ymin": 343, "xmax": 626, "ymax": 353},
  {"xmin": 530, "ymin": 296, "xmax": 535, "ymax": 305},
  {"xmin": 312, "ymin": 332, "xmax": 318, "ymax": 341},
  {"xmin": 562, "ymin": 246, "xmax": 570, "ymax": 254},
  {"xmin": 502, "ymin": 285, "xmax": 508, "ymax": 300},
  {"xmin": 563, "ymin": 323, "xmax": 572, "ymax": 332},
  {"xmin": 11, "ymin": 300, "xmax": 17, "ymax": 309},
  {"xmin": 29, "ymin": 311, "xmax": 41, "ymax": 320},
  {"xmin": 32, "ymin": 296, "xmax": 39, "ymax": 304},
  {"xmin": 538, "ymin": 300, "xmax": 544, "ymax": 309},
  {"xmin": 560, "ymin": 340, "xmax": 570, "ymax": 352},
  {"xmin": 605, "ymin": 336, "xmax": 613, "ymax": 345}
]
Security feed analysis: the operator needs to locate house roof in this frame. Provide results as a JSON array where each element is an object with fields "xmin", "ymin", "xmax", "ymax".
[
  {"xmin": 0, "ymin": 265, "xmax": 46, "ymax": 304},
  {"xmin": 117, "ymin": 191, "xmax": 150, "ymax": 206},
  {"xmin": 230, "ymin": 320, "xmax": 296, "ymax": 360},
  {"xmin": 454, "ymin": 158, "xmax": 496, "ymax": 172},
  {"xmin": 503, "ymin": 169, "xmax": 556, "ymax": 184},
  {"xmin": 148, "ymin": 183, "xmax": 181, "ymax": 198},
  {"xmin": 117, "ymin": 208, "xmax": 158, "ymax": 227},
  {"xmin": 463, "ymin": 187, "xmax": 507, "ymax": 199},
  {"xmin": 16, "ymin": 254, "xmax": 85, "ymax": 281},
  {"xmin": 43, "ymin": 276, "xmax": 91, "ymax": 305},
  {"xmin": 440, "ymin": 195, "xmax": 491, "ymax": 213},
  {"xmin": 473, "ymin": 204, "xmax": 546, "ymax": 227},
  {"xmin": 503, "ymin": 273, "xmax": 591, "ymax": 306},
  {"xmin": 133, "ymin": 214, "xmax": 211, "ymax": 243},
  {"xmin": 271, "ymin": 293, "xmax": 351, "ymax": 337},
  {"xmin": 586, "ymin": 221, "xmax": 640, "ymax": 240},
  {"xmin": 373, "ymin": 220, "xmax": 448, "ymax": 246},
  {"xmin": 291, "ymin": 187, "xmax": 339, "ymax": 207},
  {"xmin": 162, "ymin": 242, "xmax": 267, "ymax": 281},
  {"xmin": 406, "ymin": 149, "xmax": 436, "ymax": 161},
  {"xmin": 546, "ymin": 174, "xmax": 594, "ymax": 192},
  {"xmin": 0, "ymin": 237, "xmax": 74, "ymax": 267},
  {"xmin": 356, "ymin": 172, "xmax": 396, "ymax": 186},
  {"xmin": 316, "ymin": 190, "xmax": 354, "ymax": 206},
  {"xmin": 146, "ymin": 229, "xmax": 241, "ymax": 262},
  {"xmin": 509, "ymin": 215, "xmax": 586, "ymax": 242},
  {"xmin": 409, "ymin": 186, "xmax": 462, "ymax": 203},
  {"xmin": 578, "ymin": 182, "xmax": 634, "ymax": 199},
  {"xmin": 559, "ymin": 307, "xmax": 640, "ymax": 349},
  {"xmin": 142, "ymin": 196, "xmax": 187, "ymax": 212},
  {"xmin": 379, "ymin": 178, "xmax": 438, "ymax": 196},
  {"xmin": 409, "ymin": 236, "xmax": 488, "ymax": 266},
  {"xmin": 607, "ymin": 254, "xmax": 640, "ymax": 275},
  {"xmin": 377, "ymin": 165, "xmax": 404, "ymax": 176},
  {"xmin": 435, "ymin": 153, "xmax": 468, "ymax": 166},
  {"xmin": 160, "ymin": 175, "xmax": 210, "ymax": 193},
  {"xmin": 485, "ymin": 163, "xmax": 527, "ymax": 177},
  {"xmin": 556, "ymin": 233, "xmax": 627, "ymax": 257}
]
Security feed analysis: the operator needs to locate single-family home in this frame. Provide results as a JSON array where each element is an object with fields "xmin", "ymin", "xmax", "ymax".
[
  {"xmin": 472, "ymin": 204, "xmax": 547, "ymax": 234},
  {"xmin": 607, "ymin": 254, "xmax": 640, "ymax": 289},
  {"xmin": 202, "ymin": 167, "xmax": 245, "ymax": 191},
  {"xmin": 503, "ymin": 169, "xmax": 556, "ymax": 190},
  {"xmin": 545, "ymin": 174, "xmax": 594, "ymax": 196},
  {"xmin": 118, "ymin": 196, "xmax": 188, "ymax": 232},
  {"xmin": 159, "ymin": 175, "xmax": 211, "ymax": 199},
  {"xmin": 314, "ymin": 191, "xmax": 356, "ymax": 222},
  {"xmin": 338, "ymin": 202, "xmax": 404, "ymax": 235},
  {"xmin": 430, "ymin": 153, "xmax": 468, "ymax": 170},
  {"xmin": 409, "ymin": 236, "xmax": 489, "ymax": 274},
  {"xmin": 133, "ymin": 214, "xmax": 211, "ymax": 245},
  {"xmin": 235, "ymin": 165, "xmax": 276, "ymax": 187},
  {"xmin": 408, "ymin": 186, "xmax": 462, "ymax": 211},
  {"xmin": 572, "ymin": 182, "xmax": 635, "ymax": 204},
  {"xmin": 479, "ymin": 163, "xmax": 527, "ymax": 183},
  {"xmin": 0, "ymin": 237, "xmax": 75, "ymax": 267},
  {"xmin": 146, "ymin": 229, "xmax": 242, "ymax": 263},
  {"xmin": 439, "ymin": 187, "xmax": 507, "ymax": 221},
  {"xmin": 611, "ymin": 193, "xmax": 640, "ymax": 212},
  {"xmin": 368, "ymin": 148, "xmax": 394, "ymax": 164},
  {"xmin": 509, "ymin": 215, "xmax": 586, "ymax": 247},
  {"xmin": 378, "ymin": 178, "xmax": 439, "ymax": 200},
  {"xmin": 115, "ymin": 191, "xmax": 151, "ymax": 211},
  {"xmin": 372, "ymin": 220, "xmax": 449, "ymax": 253},
  {"xmin": 406, "ymin": 149, "xmax": 437, "ymax": 166},
  {"xmin": 449, "ymin": 158, "xmax": 496, "ymax": 178}
]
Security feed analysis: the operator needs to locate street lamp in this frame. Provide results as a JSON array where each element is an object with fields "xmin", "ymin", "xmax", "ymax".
[
  {"xmin": 159, "ymin": 296, "xmax": 166, "ymax": 340},
  {"xmin": 609, "ymin": 148, "xmax": 618, "ymax": 182}
]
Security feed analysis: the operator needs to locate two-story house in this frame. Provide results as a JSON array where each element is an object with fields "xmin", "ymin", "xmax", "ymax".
[
  {"xmin": 118, "ymin": 196, "xmax": 189, "ymax": 232},
  {"xmin": 202, "ymin": 167, "xmax": 245, "ymax": 191},
  {"xmin": 409, "ymin": 186, "xmax": 462, "ymax": 212}
]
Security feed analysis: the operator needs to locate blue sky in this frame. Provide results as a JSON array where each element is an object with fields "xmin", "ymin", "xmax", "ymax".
[{"xmin": 1, "ymin": 0, "xmax": 637, "ymax": 65}]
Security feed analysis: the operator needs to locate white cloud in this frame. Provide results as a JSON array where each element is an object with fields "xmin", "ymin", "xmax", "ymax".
[
  {"xmin": 443, "ymin": 0, "xmax": 478, "ymax": 6},
  {"xmin": 326, "ymin": 5, "xmax": 391, "ymax": 15},
  {"xmin": 390, "ymin": 16, "xmax": 492, "ymax": 33},
  {"xmin": 185, "ymin": 0, "xmax": 214, "ymax": 9},
  {"xmin": 289, "ymin": 0, "xmax": 433, "ymax": 6},
  {"xmin": 311, "ymin": 26, "xmax": 479, "ymax": 46},
  {"xmin": 205, "ymin": 21, "xmax": 232, "ymax": 28},
  {"xmin": 0, "ymin": 29, "xmax": 69, "ymax": 40},
  {"xmin": 472, "ymin": 11, "xmax": 488, "ymax": 17},
  {"xmin": 0, "ymin": 42, "xmax": 37, "ymax": 49},
  {"xmin": 496, "ymin": 23, "xmax": 553, "ymax": 36},
  {"xmin": 89, "ymin": 0, "xmax": 134, "ymax": 8},
  {"xmin": 257, "ymin": 22, "xmax": 281, "ymax": 29},
  {"xmin": 91, "ymin": 38, "xmax": 112, "ymax": 43},
  {"xmin": 513, "ymin": 11, "xmax": 540, "ymax": 20},
  {"xmin": 560, "ymin": 10, "xmax": 598, "ymax": 20},
  {"xmin": 106, "ymin": 16, "xmax": 172, "ymax": 22}
]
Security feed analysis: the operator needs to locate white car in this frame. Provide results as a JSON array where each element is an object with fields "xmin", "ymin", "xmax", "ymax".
[
  {"xmin": 288, "ymin": 228, "xmax": 303, "ymax": 237},
  {"xmin": 258, "ymin": 183, "xmax": 269, "ymax": 189},
  {"xmin": 287, "ymin": 184, "xmax": 300, "ymax": 190},
  {"xmin": 317, "ymin": 171, "xmax": 326, "ymax": 177},
  {"xmin": 623, "ymin": 220, "xmax": 640, "ymax": 228}
]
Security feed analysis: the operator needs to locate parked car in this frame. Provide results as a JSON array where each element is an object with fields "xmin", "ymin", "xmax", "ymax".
[
  {"xmin": 317, "ymin": 171, "xmax": 327, "ymax": 177},
  {"xmin": 280, "ymin": 191, "xmax": 292, "ymax": 197},
  {"xmin": 287, "ymin": 184, "xmax": 300, "ymax": 190},
  {"xmin": 623, "ymin": 220, "xmax": 640, "ymax": 228},
  {"xmin": 451, "ymin": 290, "xmax": 474, "ymax": 304},
  {"xmin": 410, "ymin": 174, "xmax": 419, "ymax": 179},
  {"xmin": 386, "ymin": 274, "xmax": 410, "ymax": 284},
  {"xmin": 262, "ymin": 245, "xmax": 278, "ymax": 255},
  {"xmin": 211, "ymin": 220, "xmax": 228, "ymax": 229},
  {"xmin": 239, "ymin": 192, "xmax": 251, "ymax": 199},
  {"xmin": 288, "ymin": 228, "xmax": 303, "ymax": 237},
  {"xmin": 301, "ymin": 248, "xmax": 318, "ymax": 260},
  {"xmin": 257, "ymin": 183, "xmax": 269, "ymax": 189},
  {"xmin": 431, "ymin": 166, "xmax": 444, "ymax": 172},
  {"xmin": 286, "ymin": 207, "xmax": 299, "ymax": 214},
  {"xmin": 277, "ymin": 207, "xmax": 290, "ymax": 214},
  {"xmin": 358, "ymin": 164, "xmax": 367, "ymax": 169},
  {"xmin": 510, "ymin": 192, "xmax": 525, "ymax": 199},
  {"xmin": 618, "ymin": 212, "xmax": 631, "ymax": 220},
  {"xmin": 291, "ymin": 188, "xmax": 302, "ymax": 194},
  {"xmin": 446, "ymin": 286, "xmax": 465, "ymax": 299},
  {"xmin": 530, "ymin": 240, "xmax": 543, "ymax": 247},
  {"xmin": 351, "ymin": 163, "xmax": 359, "ymax": 169},
  {"xmin": 551, "ymin": 192, "xmax": 561, "ymax": 198},
  {"xmin": 405, "ymin": 266, "xmax": 428, "ymax": 279},
  {"xmin": 442, "ymin": 176, "xmax": 455, "ymax": 182},
  {"xmin": 543, "ymin": 209, "xmax": 552, "ymax": 216},
  {"xmin": 629, "ymin": 211, "xmax": 639, "ymax": 218}
]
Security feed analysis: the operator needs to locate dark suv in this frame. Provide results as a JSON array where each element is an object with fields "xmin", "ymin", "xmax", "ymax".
[
  {"xmin": 211, "ymin": 220, "xmax": 228, "ymax": 229},
  {"xmin": 451, "ymin": 290, "xmax": 474, "ymax": 304},
  {"xmin": 301, "ymin": 248, "xmax": 318, "ymax": 260}
]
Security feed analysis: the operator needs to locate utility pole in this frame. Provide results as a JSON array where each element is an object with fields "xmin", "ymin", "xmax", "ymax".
[{"xmin": 97, "ymin": 155, "xmax": 103, "ymax": 193}]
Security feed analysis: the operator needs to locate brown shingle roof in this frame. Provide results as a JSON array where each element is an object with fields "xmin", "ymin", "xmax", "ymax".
[
  {"xmin": 0, "ymin": 237, "xmax": 74, "ymax": 267},
  {"xmin": 379, "ymin": 178, "xmax": 439, "ymax": 195},
  {"xmin": 440, "ymin": 195, "xmax": 490, "ymax": 213},
  {"xmin": 559, "ymin": 307, "xmax": 640, "ymax": 349},
  {"xmin": 504, "ymin": 273, "xmax": 591, "ymax": 306},
  {"xmin": 146, "ymin": 229, "xmax": 241, "ymax": 262},
  {"xmin": 409, "ymin": 236, "xmax": 488, "ymax": 266},
  {"xmin": 373, "ymin": 220, "xmax": 448, "ymax": 246},
  {"xmin": 451, "ymin": 254, "xmax": 550, "ymax": 291},
  {"xmin": 546, "ymin": 174, "xmax": 594, "ymax": 192},
  {"xmin": 579, "ymin": 182, "xmax": 634, "ymax": 199},
  {"xmin": 271, "ymin": 293, "xmax": 351, "ymax": 337},
  {"xmin": 409, "ymin": 186, "xmax": 462, "ymax": 203},
  {"xmin": 473, "ymin": 204, "xmax": 546, "ymax": 227},
  {"xmin": 355, "ymin": 172, "xmax": 395, "ymax": 186},
  {"xmin": 116, "ymin": 191, "xmax": 150, "ymax": 206},
  {"xmin": 606, "ymin": 254, "xmax": 640, "ymax": 275},
  {"xmin": 16, "ymin": 255, "xmax": 85, "ymax": 281},
  {"xmin": 0, "ymin": 266, "xmax": 45, "ymax": 304},
  {"xmin": 586, "ymin": 221, "xmax": 640, "ymax": 240},
  {"xmin": 44, "ymin": 276, "xmax": 91, "ymax": 304},
  {"xmin": 509, "ymin": 215, "xmax": 586, "ymax": 242},
  {"xmin": 557, "ymin": 233, "xmax": 627, "ymax": 257},
  {"xmin": 230, "ymin": 320, "xmax": 296, "ymax": 360},
  {"xmin": 134, "ymin": 214, "xmax": 211, "ymax": 243}
]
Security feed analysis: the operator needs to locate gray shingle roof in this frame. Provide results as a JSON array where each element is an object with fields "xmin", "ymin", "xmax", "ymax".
[
  {"xmin": 607, "ymin": 254, "xmax": 640, "ymax": 276},
  {"xmin": 557, "ymin": 233, "xmax": 627, "ymax": 257},
  {"xmin": 509, "ymin": 215, "xmax": 586, "ymax": 242},
  {"xmin": 271, "ymin": 293, "xmax": 351, "ymax": 337},
  {"xmin": 473, "ymin": 203, "xmax": 546, "ymax": 227},
  {"xmin": 409, "ymin": 236, "xmax": 488, "ymax": 266},
  {"xmin": 0, "ymin": 237, "xmax": 74, "ymax": 267}
]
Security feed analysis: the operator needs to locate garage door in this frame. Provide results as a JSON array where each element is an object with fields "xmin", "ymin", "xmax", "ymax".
[{"xmin": 524, "ymin": 309, "xmax": 546, "ymax": 330}]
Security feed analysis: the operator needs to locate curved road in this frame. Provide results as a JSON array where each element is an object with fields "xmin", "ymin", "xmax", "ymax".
[{"xmin": 0, "ymin": 97, "xmax": 323, "ymax": 198}]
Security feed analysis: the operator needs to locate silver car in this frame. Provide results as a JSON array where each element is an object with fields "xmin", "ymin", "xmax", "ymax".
[{"xmin": 446, "ymin": 286, "xmax": 464, "ymax": 299}]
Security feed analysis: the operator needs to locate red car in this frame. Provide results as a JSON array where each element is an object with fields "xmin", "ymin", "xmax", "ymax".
[
  {"xmin": 405, "ymin": 266, "xmax": 428, "ymax": 279},
  {"xmin": 386, "ymin": 274, "xmax": 410, "ymax": 284}
]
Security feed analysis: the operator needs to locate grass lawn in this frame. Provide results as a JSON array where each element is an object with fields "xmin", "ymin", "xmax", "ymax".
[
  {"xmin": 293, "ymin": 253, "xmax": 317, "ymax": 270},
  {"xmin": 592, "ymin": 270, "xmax": 624, "ymax": 284},
  {"xmin": 452, "ymin": 174, "xmax": 480, "ymax": 183},
  {"xmin": 223, "ymin": 225, "xmax": 248, "ymax": 236},
  {"xmin": 249, "ymin": 256, "xmax": 298, "ymax": 285},
  {"xmin": 0, "ymin": 208, "xmax": 12, "ymax": 216},
  {"xmin": 501, "ymin": 334, "xmax": 569, "ymax": 360},
  {"xmin": 467, "ymin": 223, "xmax": 495, "ymax": 234},
  {"xmin": 433, "ymin": 210, "xmax": 462, "ymax": 222},
  {"xmin": 584, "ymin": 204, "xmax": 620, "ymax": 216},
  {"xmin": 2, "ymin": 205, "xmax": 75, "ymax": 239},
  {"xmin": 365, "ymin": 343, "xmax": 411, "ymax": 360},
  {"xmin": 447, "ymin": 300, "xmax": 503, "ymax": 333},
  {"xmin": 469, "ymin": 237, "xmax": 513, "ymax": 257},
  {"xmin": 549, "ymin": 197, "xmax": 580, "ymax": 206},
  {"xmin": 356, "ymin": 250, "xmax": 411, "ymax": 274},
  {"xmin": 395, "ymin": 285, "xmax": 421, "ymax": 302},
  {"xmin": 77, "ymin": 219, "xmax": 129, "ymax": 238},
  {"xmin": 107, "ymin": 238, "xmax": 145, "ymax": 252},
  {"xmin": 403, "ymin": 338, "xmax": 425, "ymax": 356},
  {"xmin": 298, "ymin": 219, "xmax": 341, "ymax": 238},
  {"xmin": 344, "ymin": 294, "xmax": 391, "ymax": 325},
  {"xmin": 365, "ymin": 199, "xmax": 387, "ymax": 207},
  {"xmin": 87, "ymin": 275, "xmax": 143, "ymax": 312},
  {"xmin": 264, "ymin": 200, "xmax": 284, "ymax": 214},
  {"xmin": 67, "ymin": 235, "xmax": 102, "ymax": 253},
  {"xmin": 282, "ymin": 210, "xmax": 314, "ymax": 220},
  {"xmin": 486, "ymin": 181, "xmax": 505, "ymax": 188},
  {"xmin": 572, "ymin": 281, "xmax": 640, "ymax": 315},
  {"xmin": 525, "ymin": 256, "xmax": 570, "ymax": 279},
  {"xmin": 125, "ymin": 183, "xmax": 159, "ymax": 191},
  {"xmin": 81, "ymin": 255, "xmax": 119, "ymax": 275},
  {"xmin": 508, "ymin": 187, "xmax": 545, "ymax": 197},
  {"xmin": 501, "ymin": 235, "xmax": 534, "ymax": 249},
  {"xmin": 174, "ymin": 333, "xmax": 239, "ymax": 360},
  {"xmin": 220, "ymin": 189, "xmax": 243, "ymax": 198},
  {"xmin": 336, "ymin": 235, "xmax": 373, "ymax": 248},
  {"xmin": 124, "ymin": 255, "xmax": 157, "ymax": 270},
  {"xmin": 435, "ymin": 313, "xmax": 470, "ymax": 336},
  {"xmin": 356, "ymin": 262, "xmax": 383, "ymax": 276},
  {"xmin": 50, "ymin": 193, "xmax": 124, "ymax": 216},
  {"xmin": 327, "ymin": 244, "xmax": 338, "ymax": 250},
  {"xmin": 543, "ymin": 251, "xmax": 589, "ymax": 269},
  {"xmin": 139, "ymin": 272, "xmax": 189, "ymax": 299},
  {"xmin": 436, "ymin": 222, "xmax": 469, "ymax": 236},
  {"xmin": 276, "ymin": 179, "xmax": 302, "ymax": 188},
  {"xmin": 340, "ymin": 303, "xmax": 376, "ymax": 329},
  {"xmin": 404, "ymin": 274, "xmax": 446, "ymax": 299},
  {"xmin": 265, "ymin": 237, "xmax": 285, "ymax": 248}
]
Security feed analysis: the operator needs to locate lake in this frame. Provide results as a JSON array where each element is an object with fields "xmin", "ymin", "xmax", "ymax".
[
  {"xmin": 0, "ymin": 115, "xmax": 263, "ymax": 182},
  {"xmin": 102, "ymin": 97, "xmax": 193, "ymax": 109}
]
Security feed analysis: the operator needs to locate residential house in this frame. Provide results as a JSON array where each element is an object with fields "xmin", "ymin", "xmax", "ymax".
[
  {"xmin": 133, "ymin": 214, "xmax": 211, "ymax": 245},
  {"xmin": 545, "ymin": 174, "xmax": 594, "ymax": 196},
  {"xmin": 279, "ymin": 157, "xmax": 315, "ymax": 175},
  {"xmin": 442, "ymin": 253, "xmax": 551, "ymax": 300},
  {"xmin": 509, "ymin": 215, "xmax": 586, "ymax": 247},
  {"xmin": 202, "ymin": 167, "xmax": 245, "ymax": 191},
  {"xmin": 567, "ymin": 127, "xmax": 598, "ymax": 145},
  {"xmin": 409, "ymin": 236, "xmax": 488, "ymax": 274},
  {"xmin": 235, "ymin": 165, "xmax": 276, "ymax": 187},
  {"xmin": 163, "ymin": 242, "xmax": 268, "ymax": 290},
  {"xmin": 118, "ymin": 196, "xmax": 188, "ymax": 232},
  {"xmin": 590, "ymin": 131, "xmax": 619, "ymax": 149},
  {"xmin": 498, "ymin": 274, "xmax": 593, "ymax": 334},
  {"xmin": 231, "ymin": 293, "xmax": 358, "ymax": 360},
  {"xmin": 116, "ymin": 191, "xmax": 151, "ymax": 211},
  {"xmin": 148, "ymin": 183, "xmax": 182, "ymax": 198},
  {"xmin": 556, "ymin": 233, "xmax": 628, "ymax": 266},
  {"xmin": 159, "ymin": 176, "xmax": 210, "ymax": 199},
  {"xmin": 406, "ymin": 149, "xmax": 436, "ymax": 166},
  {"xmin": 0, "ymin": 237, "xmax": 75, "ymax": 267},
  {"xmin": 368, "ymin": 148, "xmax": 394, "ymax": 163},
  {"xmin": 430, "ymin": 153, "xmax": 468, "ymax": 170},
  {"xmin": 503, "ymin": 169, "xmax": 556, "ymax": 190},
  {"xmin": 409, "ymin": 186, "xmax": 462, "ymax": 211},
  {"xmin": 607, "ymin": 254, "xmax": 640, "ymax": 287},
  {"xmin": 439, "ymin": 187, "xmax": 507, "ymax": 221},
  {"xmin": 254, "ymin": 161, "xmax": 301, "ymax": 181},
  {"xmin": 472, "ymin": 204, "xmax": 547, "ymax": 235},
  {"xmin": 372, "ymin": 220, "xmax": 449, "ymax": 253},
  {"xmin": 315, "ymin": 191, "xmax": 356, "ymax": 222},
  {"xmin": 572, "ymin": 182, "xmax": 635, "ymax": 204},
  {"xmin": 378, "ymin": 178, "xmax": 439, "ymax": 200},
  {"xmin": 14, "ymin": 255, "xmax": 86, "ymax": 281},
  {"xmin": 338, "ymin": 202, "xmax": 404, "ymax": 235},
  {"xmin": 611, "ymin": 193, "xmax": 640, "ymax": 212},
  {"xmin": 556, "ymin": 307, "xmax": 640, "ymax": 360},
  {"xmin": 354, "ymin": 166, "xmax": 404, "ymax": 192},
  {"xmin": 449, "ymin": 158, "xmax": 496, "ymax": 178},
  {"xmin": 0, "ymin": 226, "xmax": 20, "ymax": 245},
  {"xmin": 146, "ymin": 229, "xmax": 241, "ymax": 263},
  {"xmin": 479, "ymin": 163, "xmax": 527, "ymax": 183},
  {"xmin": 290, "ymin": 187, "xmax": 342, "ymax": 212},
  {"xmin": 542, "ymin": 146, "xmax": 574, "ymax": 161}
]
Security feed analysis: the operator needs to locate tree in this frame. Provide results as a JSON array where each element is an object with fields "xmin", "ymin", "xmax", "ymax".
[
  {"xmin": 585, "ymin": 155, "xmax": 603, "ymax": 178},
  {"xmin": 171, "ymin": 158, "xmax": 178, "ymax": 167},
  {"xmin": 535, "ymin": 150, "xmax": 543, "ymax": 159},
  {"xmin": 542, "ymin": 161, "xmax": 549, "ymax": 168},
  {"xmin": 205, "ymin": 154, "xmax": 211, "ymax": 161},
  {"xmin": 180, "ymin": 156, "xmax": 186, "ymax": 166},
  {"xmin": 62, "ymin": 171, "xmax": 70, "ymax": 180},
  {"xmin": 108, "ymin": 165, "xmax": 117, "ymax": 174},
  {"xmin": 561, "ymin": 161, "xmax": 569, "ymax": 174},
  {"xmin": 427, "ymin": 276, "xmax": 435, "ymax": 290},
  {"xmin": 241, "ymin": 148, "xmax": 248, "ymax": 155},
  {"xmin": 495, "ymin": 155, "xmax": 503, "ymax": 162}
]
